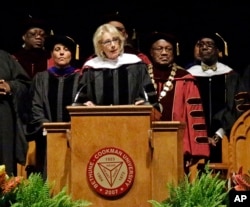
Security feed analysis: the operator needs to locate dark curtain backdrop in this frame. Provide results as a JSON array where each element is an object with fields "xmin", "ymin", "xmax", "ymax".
[{"xmin": 1, "ymin": 0, "xmax": 250, "ymax": 71}]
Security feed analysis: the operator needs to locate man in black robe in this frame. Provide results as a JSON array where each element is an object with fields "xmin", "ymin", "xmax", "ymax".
[
  {"xmin": 0, "ymin": 50, "xmax": 31, "ymax": 175},
  {"xmin": 187, "ymin": 32, "xmax": 241, "ymax": 162}
]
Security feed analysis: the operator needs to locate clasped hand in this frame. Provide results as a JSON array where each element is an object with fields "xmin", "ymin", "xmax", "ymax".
[
  {"xmin": 0, "ymin": 79, "xmax": 10, "ymax": 95},
  {"xmin": 208, "ymin": 134, "xmax": 221, "ymax": 146}
]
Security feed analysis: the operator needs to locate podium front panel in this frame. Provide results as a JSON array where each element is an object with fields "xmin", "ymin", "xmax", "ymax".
[{"xmin": 67, "ymin": 105, "xmax": 153, "ymax": 207}]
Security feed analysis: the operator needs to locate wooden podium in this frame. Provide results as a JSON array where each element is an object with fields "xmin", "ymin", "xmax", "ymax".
[
  {"xmin": 151, "ymin": 121, "xmax": 185, "ymax": 201},
  {"xmin": 44, "ymin": 105, "xmax": 185, "ymax": 207},
  {"xmin": 229, "ymin": 109, "xmax": 250, "ymax": 175},
  {"xmin": 43, "ymin": 122, "xmax": 71, "ymax": 195}
]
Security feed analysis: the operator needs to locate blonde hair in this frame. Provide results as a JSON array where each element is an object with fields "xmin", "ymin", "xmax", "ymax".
[{"xmin": 93, "ymin": 23, "xmax": 125, "ymax": 59}]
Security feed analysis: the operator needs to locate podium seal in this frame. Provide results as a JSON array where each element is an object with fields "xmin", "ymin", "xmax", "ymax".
[{"xmin": 86, "ymin": 147, "xmax": 135, "ymax": 198}]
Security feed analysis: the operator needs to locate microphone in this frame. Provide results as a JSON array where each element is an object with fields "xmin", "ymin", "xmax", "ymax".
[
  {"xmin": 72, "ymin": 83, "xmax": 87, "ymax": 106},
  {"xmin": 72, "ymin": 70, "xmax": 103, "ymax": 106}
]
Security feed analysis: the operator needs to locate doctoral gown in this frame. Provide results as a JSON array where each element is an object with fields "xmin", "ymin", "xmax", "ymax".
[
  {"xmin": 153, "ymin": 63, "xmax": 210, "ymax": 160},
  {"xmin": 0, "ymin": 50, "xmax": 31, "ymax": 175},
  {"xmin": 187, "ymin": 62, "xmax": 241, "ymax": 162},
  {"xmin": 27, "ymin": 68, "xmax": 81, "ymax": 175},
  {"xmin": 13, "ymin": 48, "xmax": 50, "ymax": 78},
  {"xmin": 76, "ymin": 53, "xmax": 159, "ymax": 110}
]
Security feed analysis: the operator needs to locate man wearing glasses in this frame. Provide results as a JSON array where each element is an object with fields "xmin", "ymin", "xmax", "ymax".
[
  {"xmin": 187, "ymin": 32, "xmax": 241, "ymax": 163},
  {"xmin": 145, "ymin": 32, "xmax": 210, "ymax": 174},
  {"xmin": 13, "ymin": 16, "xmax": 51, "ymax": 78}
]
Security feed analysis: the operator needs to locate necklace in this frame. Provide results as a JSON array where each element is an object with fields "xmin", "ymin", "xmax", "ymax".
[
  {"xmin": 158, "ymin": 63, "xmax": 178, "ymax": 101},
  {"xmin": 147, "ymin": 63, "xmax": 157, "ymax": 89}
]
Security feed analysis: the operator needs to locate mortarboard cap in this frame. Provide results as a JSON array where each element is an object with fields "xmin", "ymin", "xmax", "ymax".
[
  {"xmin": 99, "ymin": 11, "xmax": 136, "ymax": 39},
  {"xmin": 44, "ymin": 35, "xmax": 79, "ymax": 60},
  {"xmin": 20, "ymin": 16, "xmax": 50, "ymax": 35},
  {"xmin": 146, "ymin": 32, "xmax": 180, "ymax": 56},
  {"xmin": 197, "ymin": 32, "xmax": 228, "ymax": 57},
  {"xmin": 101, "ymin": 11, "xmax": 127, "ymax": 26}
]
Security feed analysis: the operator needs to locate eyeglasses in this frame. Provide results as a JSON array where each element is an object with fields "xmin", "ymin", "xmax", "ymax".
[
  {"xmin": 152, "ymin": 47, "xmax": 173, "ymax": 53},
  {"xmin": 101, "ymin": 37, "xmax": 120, "ymax": 47},
  {"xmin": 197, "ymin": 41, "xmax": 215, "ymax": 49},
  {"xmin": 26, "ymin": 31, "xmax": 46, "ymax": 38}
]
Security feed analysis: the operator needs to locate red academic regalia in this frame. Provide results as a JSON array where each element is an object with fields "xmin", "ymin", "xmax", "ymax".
[
  {"xmin": 13, "ymin": 48, "xmax": 51, "ymax": 78},
  {"xmin": 154, "ymin": 63, "xmax": 210, "ymax": 158}
]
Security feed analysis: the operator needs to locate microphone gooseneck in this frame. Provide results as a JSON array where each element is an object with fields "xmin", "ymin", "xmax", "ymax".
[{"xmin": 72, "ymin": 83, "xmax": 87, "ymax": 106}]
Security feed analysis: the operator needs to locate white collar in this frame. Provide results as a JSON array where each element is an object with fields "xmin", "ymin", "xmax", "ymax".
[
  {"xmin": 187, "ymin": 62, "xmax": 233, "ymax": 77},
  {"xmin": 84, "ymin": 53, "xmax": 141, "ymax": 69}
]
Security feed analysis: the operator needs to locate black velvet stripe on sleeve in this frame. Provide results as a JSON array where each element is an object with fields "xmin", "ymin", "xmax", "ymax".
[
  {"xmin": 103, "ymin": 69, "xmax": 114, "ymax": 105},
  {"xmin": 190, "ymin": 110, "xmax": 205, "ymax": 117},
  {"xmin": 48, "ymin": 76, "xmax": 59, "ymax": 121},
  {"xmin": 144, "ymin": 82, "xmax": 158, "ymax": 104},
  {"xmin": 62, "ymin": 76, "xmax": 75, "ymax": 121},
  {"xmin": 187, "ymin": 97, "xmax": 202, "ymax": 104},
  {"xmin": 193, "ymin": 123, "xmax": 207, "ymax": 130},
  {"xmin": 48, "ymin": 74, "xmax": 76, "ymax": 122},
  {"xmin": 118, "ymin": 67, "xmax": 128, "ymax": 105}
]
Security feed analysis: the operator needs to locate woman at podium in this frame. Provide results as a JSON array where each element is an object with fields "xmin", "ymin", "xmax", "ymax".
[{"xmin": 73, "ymin": 23, "xmax": 160, "ymax": 112}]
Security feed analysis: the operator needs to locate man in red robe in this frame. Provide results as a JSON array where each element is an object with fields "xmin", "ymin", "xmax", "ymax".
[{"xmin": 145, "ymin": 32, "xmax": 210, "ymax": 172}]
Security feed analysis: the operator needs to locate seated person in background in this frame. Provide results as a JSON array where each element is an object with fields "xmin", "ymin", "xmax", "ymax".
[
  {"xmin": 105, "ymin": 12, "xmax": 150, "ymax": 63},
  {"xmin": 73, "ymin": 23, "xmax": 160, "ymax": 113},
  {"xmin": 95, "ymin": 12, "xmax": 145, "ymax": 58},
  {"xmin": 26, "ymin": 35, "xmax": 81, "ymax": 178},
  {"xmin": 185, "ymin": 40, "xmax": 201, "ymax": 69},
  {"xmin": 144, "ymin": 31, "xmax": 210, "ymax": 172},
  {"xmin": 186, "ymin": 32, "xmax": 241, "ymax": 163},
  {"xmin": 13, "ymin": 16, "xmax": 51, "ymax": 78}
]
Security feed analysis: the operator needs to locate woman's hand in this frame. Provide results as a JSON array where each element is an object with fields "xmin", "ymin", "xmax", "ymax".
[
  {"xmin": 135, "ymin": 100, "xmax": 145, "ymax": 105},
  {"xmin": 84, "ymin": 101, "xmax": 95, "ymax": 106}
]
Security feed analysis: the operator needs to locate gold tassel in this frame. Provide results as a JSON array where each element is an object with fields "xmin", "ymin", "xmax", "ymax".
[
  {"xmin": 66, "ymin": 36, "xmax": 79, "ymax": 60},
  {"xmin": 75, "ymin": 44, "xmax": 79, "ymax": 60},
  {"xmin": 132, "ymin": 28, "xmax": 136, "ymax": 40},
  {"xmin": 176, "ymin": 42, "xmax": 180, "ymax": 56},
  {"xmin": 224, "ymin": 41, "xmax": 228, "ymax": 56},
  {"xmin": 215, "ymin": 32, "xmax": 228, "ymax": 56}
]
